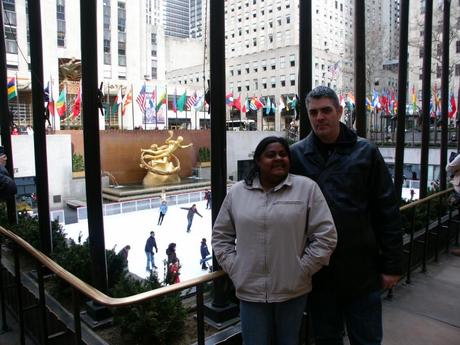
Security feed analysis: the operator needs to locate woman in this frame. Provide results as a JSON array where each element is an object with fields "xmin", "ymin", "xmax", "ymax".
[
  {"xmin": 158, "ymin": 200, "xmax": 168, "ymax": 225},
  {"xmin": 180, "ymin": 204, "xmax": 203, "ymax": 232},
  {"xmin": 212, "ymin": 136, "xmax": 337, "ymax": 345}
]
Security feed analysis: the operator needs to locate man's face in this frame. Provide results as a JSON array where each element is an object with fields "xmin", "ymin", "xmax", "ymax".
[{"xmin": 307, "ymin": 97, "xmax": 342, "ymax": 144}]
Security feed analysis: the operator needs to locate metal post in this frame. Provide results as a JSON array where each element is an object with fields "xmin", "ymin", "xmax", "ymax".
[
  {"xmin": 420, "ymin": 0, "xmax": 433, "ymax": 199},
  {"xmin": 394, "ymin": 0, "xmax": 410, "ymax": 200},
  {"xmin": 406, "ymin": 207, "xmax": 416, "ymax": 284},
  {"xmin": 209, "ymin": 0, "xmax": 228, "ymax": 308},
  {"xmin": 72, "ymin": 288, "xmax": 82, "ymax": 345},
  {"xmin": 28, "ymin": 0, "xmax": 52, "ymax": 254},
  {"xmin": 422, "ymin": 201, "xmax": 431, "ymax": 273},
  {"xmin": 196, "ymin": 284, "xmax": 205, "ymax": 345},
  {"xmin": 0, "ymin": 239, "xmax": 9, "ymax": 333},
  {"xmin": 298, "ymin": 0, "xmax": 312, "ymax": 139},
  {"xmin": 354, "ymin": 0, "xmax": 366, "ymax": 137},
  {"xmin": 440, "ymin": 0, "xmax": 451, "ymax": 190},
  {"xmin": 0, "ymin": 1, "xmax": 17, "ymax": 225},
  {"xmin": 14, "ymin": 247, "xmax": 25, "ymax": 345},
  {"xmin": 80, "ymin": 0, "xmax": 108, "ymax": 292},
  {"xmin": 37, "ymin": 265, "xmax": 48, "ymax": 345}
]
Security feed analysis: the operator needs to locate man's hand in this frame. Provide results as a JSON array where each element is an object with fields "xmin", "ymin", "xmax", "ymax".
[
  {"xmin": 381, "ymin": 274, "xmax": 400, "ymax": 290},
  {"xmin": 0, "ymin": 154, "xmax": 7, "ymax": 167}
]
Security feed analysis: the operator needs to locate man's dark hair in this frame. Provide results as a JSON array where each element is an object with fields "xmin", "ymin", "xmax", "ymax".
[
  {"xmin": 305, "ymin": 86, "xmax": 340, "ymax": 110},
  {"xmin": 244, "ymin": 136, "xmax": 291, "ymax": 186}
]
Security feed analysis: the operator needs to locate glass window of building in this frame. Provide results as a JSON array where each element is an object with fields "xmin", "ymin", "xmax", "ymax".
[{"xmin": 56, "ymin": 0, "xmax": 66, "ymax": 47}]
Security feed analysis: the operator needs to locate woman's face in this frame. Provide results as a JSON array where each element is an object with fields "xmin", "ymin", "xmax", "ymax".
[{"xmin": 256, "ymin": 142, "xmax": 290, "ymax": 180}]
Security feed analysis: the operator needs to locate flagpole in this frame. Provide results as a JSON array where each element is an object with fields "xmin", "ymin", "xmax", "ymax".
[
  {"xmin": 131, "ymin": 84, "xmax": 135, "ymax": 130},
  {"xmin": 165, "ymin": 85, "xmax": 168, "ymax": 129},
  {"xmin": 15, "ymin": 72, "xmax": 20, "ymax": 127},
  {"xmin": 50, "ymin": 75, "xmax": 55, "ymax": 130},
  {"xmin": 154, "ymin": 85, "xmax": 158, "ymax": 129},
  {"xmin": 107, "ymin": 81, "xmax": 111, "ymax": 128},
  {"xmin": 121, "ymin": 87, "xmax": 124, "ymax": 131}
]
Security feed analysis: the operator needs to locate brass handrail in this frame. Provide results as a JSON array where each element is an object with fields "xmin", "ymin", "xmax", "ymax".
[
  {"xmin": 400, "ymin": 187, "xmax": 453, "ymax": 212},
  {"xmin": 0, "ymin": 187, "xmax": 454, "ymax": 307},
  {"xmin": 0, "ymin": 225, "xmax": 225, "ymax": 307}
]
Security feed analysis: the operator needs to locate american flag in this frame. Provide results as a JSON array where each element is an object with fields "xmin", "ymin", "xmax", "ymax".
[
  {"xmin": 136, "ymin": 85, "xmax": 147, "ymax": 113},
  {"xmin": 186, "ymin": 93, "xmax": 197, "ymax": 109},
  {"xmin": 328, "ymin": 61, "xmax": 340, "ymax": 79}
]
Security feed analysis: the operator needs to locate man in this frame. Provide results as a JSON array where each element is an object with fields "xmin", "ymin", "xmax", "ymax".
[
  {"xmin": 290, "ymin": 86, "xmax": 403, "ymax": 345},
  {"xmin": 0, "ymin": 152, "xmax": 17, "ymax": 200},
  {"xmin": 144, "ymin": 231, "xmax": 158, "ymax": 271}
]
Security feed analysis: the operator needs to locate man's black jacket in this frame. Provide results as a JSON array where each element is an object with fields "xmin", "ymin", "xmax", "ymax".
[{"xmin": 290, "ymin": 123, "xmax": 403, "ymax": 299}]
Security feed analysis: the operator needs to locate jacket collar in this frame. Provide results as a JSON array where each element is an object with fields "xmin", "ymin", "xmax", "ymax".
[
  {"xmin": 301, "ymin": 122, "xmax": 357, "ymax": 156},
  {"xmin": 245, "ymin": 174, "xmax": 293, "ymax": 192}
]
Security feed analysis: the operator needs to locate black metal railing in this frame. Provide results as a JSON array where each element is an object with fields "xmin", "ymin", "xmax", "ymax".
[{"xmin": 1, "ymin": 188, "xmax": 459, "ymax": 345}]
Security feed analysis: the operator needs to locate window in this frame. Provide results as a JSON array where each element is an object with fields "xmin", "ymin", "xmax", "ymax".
[
  {"xmin": 262, "ymin": 60, "xmax": 267, "ymax": 71},
  {"xmin": 245, "ymin": 80, "xmax": 250, "ymax": 91},
  {"xmin": 419, "ymin": 47, "xmax": 424, "ymax": 58},
  {"xmin": 262, "ymin": 78, "xmax": 267, "ymax": 89},
  {"xmin": 57, "ymin": 0, "xmax": 66, "ymax": 46},
  {"xmin": 280, "ymin": 56, "xmax": 285, "ymax": 68},
  {"xmin": 436, "ymin": 65, "xmax": 442, "ymax": 78},
  {"xmin": 456, "ymin": 64, "xmax": 460, "ymax": 76},
  {"xmin": 271, "ymin": 58, "xmax": 276, "ymax": 70},
  {"xmin": 253, "ymin": 61, "xmax": 258, "ymax": 72},
  {"xmin": 271, "ymin": 76, "xmax": 276, "ymax": 88},
  {"xmin": 457, "ymin": 40, "xmax": 460, "ymax": 53},
  {"xmin": 253, "ymin": 79, "xmax": 258, "ymax": 90},
  {"xmin": 289, "ymin": 54, "xmax": 296, "ymax": 67},
  {"xmin": 290, "ymin": 74, "xmax": 296, "ymax": 86},
  {"xmin": 245, "ymin": 63, "xmax": 250, "ymax": 73},
  {"xmin": 269, "ymin": 34, "xmax": 273, "ymax": 43},
  {"xmin": 280, "ymin": 75, "xmax": 286, "ymax": 87},
  {"xmin": 286, "ymin": 15, "xmax": 290, "ymax": 24}
]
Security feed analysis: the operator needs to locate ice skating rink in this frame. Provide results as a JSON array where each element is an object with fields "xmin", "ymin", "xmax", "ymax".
[{"xmin": 64, "ymin": 200, "xmax": 213, "ymax": 282}]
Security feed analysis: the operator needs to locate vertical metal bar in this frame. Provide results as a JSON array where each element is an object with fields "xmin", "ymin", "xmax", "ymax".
[
  {"xmin": 422, "ymin": 201, "xmax": 431, "ymax": 273},
  {"xmin": 37, "ymin": 264, "xmax": 48, "ymax": 345},
  {"xmin": 439, "ymin": 0, "xmax": 451, "ymax": 190},
  {"xmin": 0, "ymin": 239, "xmax": 9, "ymax": 333},
  {"xmin": 298, "ymin": 0, "xmax": 312, "ymax": 139},
  {"xmin": 72, "ymin": 288, "xmax": 82, "ymax": 345},
  {"xmin": 419, "ymin": 0, "xmax": 433, "ymax": 199},
  {"xmin": 80, "ymin": 0, "xmax": 108, "ymax": 292},
  {"xmin": 210, "ymin": 0, "xmax": 228, "ymax": 308},
  {"xmin": 446, "ymin": 208, "xmax": 452, "ymax": 252},
  {"xmin": 354, "ymin": 0, "xmax": 366, "ymax": 137},
  {"xmin": 28, "ymin": 0, "xmax": 53, "ymax": 255},
  {"xmin": 0, "ymin": 1, "xmax": 17, "ymax": 225},
  {"xmin": 13, "ymin": 247, "xmax": 25, "ymax": 345},
  {"xmin": 394, "ymin": 0, "xmax": 410, "ymax": 200},
  {"xmin": 196, "ymin": 284, "xmax": 205, "ymax": 345},
  {"xmin": 406, "ymin": 207, "xmax": 416, "ymax": 284}
]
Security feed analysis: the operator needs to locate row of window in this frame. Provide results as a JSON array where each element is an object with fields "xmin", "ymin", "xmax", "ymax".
[
  {"xmin": 229, "ymin": 55, "xmax": 296, "ymax": 77},
  {"xmin": 228, "ymin": 74, "xmax": 297, "ymax": 92}
]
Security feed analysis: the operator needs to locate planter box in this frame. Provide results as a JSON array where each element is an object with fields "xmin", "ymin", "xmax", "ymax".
[
  {"xmin": 72, "ymin": 171, "xmax": 85, "ymax": 178},
  {"xmin": 197, "ymin": 161, "xmax": 211, "ymax": 168}
]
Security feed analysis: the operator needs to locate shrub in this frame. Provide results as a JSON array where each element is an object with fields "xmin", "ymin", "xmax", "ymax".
[
  {"xmin": 112, "ymin": 273, "xmax": 186, "ymax": 345},
  {"xmin": 72, "ymin": 153, "xmax": 85, "ymax": 172},
  {"xmin": 198, "ymin": 147, "xmax": 211, "ymax": 162}
]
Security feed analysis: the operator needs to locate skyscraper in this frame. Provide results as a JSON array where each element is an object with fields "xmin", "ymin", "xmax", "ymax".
[{"xmin": 163, "ymin": 0, "xmax": 189, "ymax": 38}]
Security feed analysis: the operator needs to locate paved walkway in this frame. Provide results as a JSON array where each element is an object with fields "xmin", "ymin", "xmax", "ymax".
[
  {"xmin": 381, "ymin": 251, "xmax": 460, "ymax": 345},
  {"xmin": 1, "ymin": 252, "xmax": 460, "ymax": 345}
]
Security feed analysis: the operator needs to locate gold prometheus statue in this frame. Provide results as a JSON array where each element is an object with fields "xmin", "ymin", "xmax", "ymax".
[{"xmin": 140, "ymin": 130, "xmax": 193, "ymax": 186}]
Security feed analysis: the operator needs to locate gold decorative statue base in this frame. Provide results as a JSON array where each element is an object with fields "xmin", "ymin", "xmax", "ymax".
[{"xmin": 142, "ymin": 171, "xmax": 181, "ymax": 187}]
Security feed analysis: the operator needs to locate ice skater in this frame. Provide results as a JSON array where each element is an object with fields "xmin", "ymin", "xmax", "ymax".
[
  {"xmin": 144, "ymin": 231, "xmax": 158, "ymax": 271},
  {"xmin": 158, "ymin": 200, "xmax": 168, "ymax": 225},
  {"xmin": 181, "ymin": 204, "xmax": 203, "ymax": 232},
  {"xmin": 204, "ymin": 190, "xmax": 212, "ymax": 209},
  {"xmin": 200, "ymin": 238, "xmax": 211, "ymax": 270}
]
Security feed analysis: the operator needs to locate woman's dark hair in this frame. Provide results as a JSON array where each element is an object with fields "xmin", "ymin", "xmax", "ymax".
[{"xmin": 244, "ymin": 136, "xmax": 291, "ymax": 186}]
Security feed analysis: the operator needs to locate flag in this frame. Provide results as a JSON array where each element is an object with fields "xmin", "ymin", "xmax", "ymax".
[
  {"xmin": 233, "ymin": 95, "xmax": 241, "ymax": 111},
  {"xmin": 136, "ymin": 85, "xmax": 147, "ymax": 113},
  {"xmin": 449, "ymin": 93, "xmax": 457, "ymax": 118},
  {"xmin": 172, "ymin": 89, "xmax": 178, "ymax": 113},
  {"xmin": 44, "ymin": 83, "xmax": 50, "ymax": 102},
  {"xmin": 412, "ymin": 85, "xmax": 417, "ymax": 113},
  {"xmin": 279, "ymin": 96, "xmax": 286, "ymax": 111},
  {"xmin": 7, "ymin": 77, "xmax": 17, "ymax": 101},
  {"xmin": 366, "ymin": 97, "xmax": 372, "ymax": 110},
  {"xmin": 241, "ymin": 97, "xmax": 248, "ymax": 113},
  {"xmin": 249, "ymin": 97, "xmax": 258, "ymax": 111},
  {"xmin": 265, "ymin": 97, "xmax": 272, "ymax": 115},
  {"xmin": 226, "ymin": 92, "xmax": 234, "ymax": 106},
  {"xmin": 122, "ymin": 87, "xmax": 132, "ymax": 116},
  {"xmin": 328, "ymin": 61, "xmax": 339, "ymax": 78},
  {"xmin": 44, "ymin": 82, "xmax": 55, "ymax": 115},
  {"xmin": 156, "ymin": 91, "xmax": 166, "ymax": 111},
  {"xmin": 339, "ymin": 94, "xmax": 345, "ymax": 107},
  {"xmin": 113, "ymin": 88, "xmax": 122, "ymax": 114},
  {"xmin": 147, "ymin": 89, "xmax": 156, "ymax": 110},
  {"xmin": 177, "ymin": 91, "xmax": 187, "ymax": 111},
  {"xmin": 271, "ymin": 98, "xmax": 276, "ymax": 113},
  {"xmin": 186, "ymin": 92, "xmax": 197, "ymax": 109},
  {"xmin": 194, "ymin": 95, "xmax": 204, "ymax": 110},
  {"xmin": 252, "ymin": 96, "xmax": 264, "ymax": 109},
  {"xmin": 56, "ymin": 87, "xmax": 67, "ymax": 117},
  {"xmin": 72, "ymin": 86, "xmax": 81, "ymax": 117},
  {"xmin": 347, "ymin": 92, "xmax": 355, "ymax": 105},
  {"xmin": 371, "ymin": 90, "xmax": 380, "ymax": 109}
]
